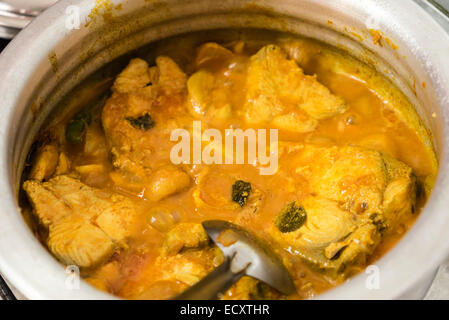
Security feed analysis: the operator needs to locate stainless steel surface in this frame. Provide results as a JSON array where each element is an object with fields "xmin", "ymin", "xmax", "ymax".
[
  {"xmin": 204, "ymin": 220, "xmax": 295, "ymax": 295},
  {"xmin": 0, "ymin": 1, "xmax": 55, "ymax": 16},
  {"xmin": 176, "ymin": 220, "xmax": 295, "ymax": 299},
  {"xmin": 0, "ymin": 274, "xmax": 26, "ymax": 300},
  {"xmin": 418, "ymin": 0, "xmax": 449, "ymax": 31},
  {"xmin": 424, "ymin": 260, "xmax": 449, "ymax": 299},
  {"xmin": 0, "ymin": 273, "xmax": 15, "ymax": 300},
  {"xmin": 0, "ymin": 10, "xmax": 33, "ymax": 29},
  {"xmin": 0, "ymin": 0, "xmax": 447, "ymax": 38},
  {"xmin": 0, "ymin": 0, "xmax": 448, "ymax": 300},
  {"xmin": 0, "ymin": 24, "xmax": 18, "ymax": 39},
  {"xmin": 0, "ymin": 0, "xmax": 56, "ymax": 39},
  {"xmin": 428, "ymin": 0, "xmax": 449, "ymax": 13}
]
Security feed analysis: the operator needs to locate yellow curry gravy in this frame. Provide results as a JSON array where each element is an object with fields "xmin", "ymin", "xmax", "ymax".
[{"xmin": 22, "ymin": 31, "xmax": 437, "ymax": 300}]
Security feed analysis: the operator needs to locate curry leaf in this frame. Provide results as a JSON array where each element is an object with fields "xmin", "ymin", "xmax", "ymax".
[
  {"xmin": 275, "ymin": 202, "xmax": 307, "ymax": 233},
  {"xmin": 126, "ymin": 113, "xmax": 155, "ymax": 131},
  {"xmin": 232, "ymin": 180, "xmax": 252, "ymax": 207}
]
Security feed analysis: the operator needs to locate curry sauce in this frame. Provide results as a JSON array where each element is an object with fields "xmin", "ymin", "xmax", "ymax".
[{"xmin": 21, "ymin": 31, "xmax": 437, "ymax": 300}]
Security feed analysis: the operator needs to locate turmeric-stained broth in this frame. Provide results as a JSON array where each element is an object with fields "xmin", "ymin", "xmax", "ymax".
[{"xmin": 22, "ymin": 30, "xmax": 437, "ymax": 300}]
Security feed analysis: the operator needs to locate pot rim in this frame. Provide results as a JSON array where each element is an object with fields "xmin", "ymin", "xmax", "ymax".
[{"xmin": 0, "ymin": 0, "xmax": 448, "ymax": 300}]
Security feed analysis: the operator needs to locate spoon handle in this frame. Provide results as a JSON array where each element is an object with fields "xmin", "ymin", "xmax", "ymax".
[
  {"xmin": 174, "ymin": 258, "xmax": 244, "ymax": 300},
  {"xmin": 424, "ymin": 260, "xmax": 449, "ymax": 299},
  {"xmin": 0, "ymin": 273, "xmax": 16, "ymax": 300}
]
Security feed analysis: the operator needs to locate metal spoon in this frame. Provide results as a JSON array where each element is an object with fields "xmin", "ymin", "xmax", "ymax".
[
  {"xmin": 423, "ymin": 259, "xmax": 449, "ymax": 299},
  {"xmin": 175, "ymin": 220, "xmax": 295, "ymax": 300},
  {"xmin": 0, "ymin": 273, "xmax": 15, "ymax": 300}
]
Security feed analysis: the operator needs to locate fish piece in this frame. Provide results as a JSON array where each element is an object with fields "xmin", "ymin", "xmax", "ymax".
[
  {"xmin": 102, "ymin": 57, "xmax": 191, "ymax": 199},
  {"xmin": 29, "ymin": 144, "xmax": 59, "ymax": 181},
  {"xmin": 145, "ymin": 165, "xmax": 191, "ymax": 202},
  {"xmin": 47, "ymin": 214, "xmax": 114, "ymax": 268},
  {"xmin": 272, "ymin": 144, "xmax": 416, "ymax": 276},
  {"xmin": 243, "ymin": 45, "xmax": 347, "ymax": 132},
  {"xmin": 23, "ymin": 175, "xmax": 141, "ymax": 267},
  {"xmin": 162, "ymin": 223, "xmax": 210, "ymax": 256}
]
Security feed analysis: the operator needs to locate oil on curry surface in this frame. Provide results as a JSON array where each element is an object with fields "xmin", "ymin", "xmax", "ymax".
[{"xmin": 21, "ymin": 32, "xmax": 437, "ymax": 300}]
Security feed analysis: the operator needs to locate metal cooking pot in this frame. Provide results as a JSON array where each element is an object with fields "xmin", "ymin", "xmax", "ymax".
[{"xmin": 0, "ymin": 0, "xmax": 448, "ymax": 300}]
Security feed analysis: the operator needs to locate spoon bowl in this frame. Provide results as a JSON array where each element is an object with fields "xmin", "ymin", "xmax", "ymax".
[{"xmin": 175, "ymin": 220, "xmax": 295, "ymax": 300}]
